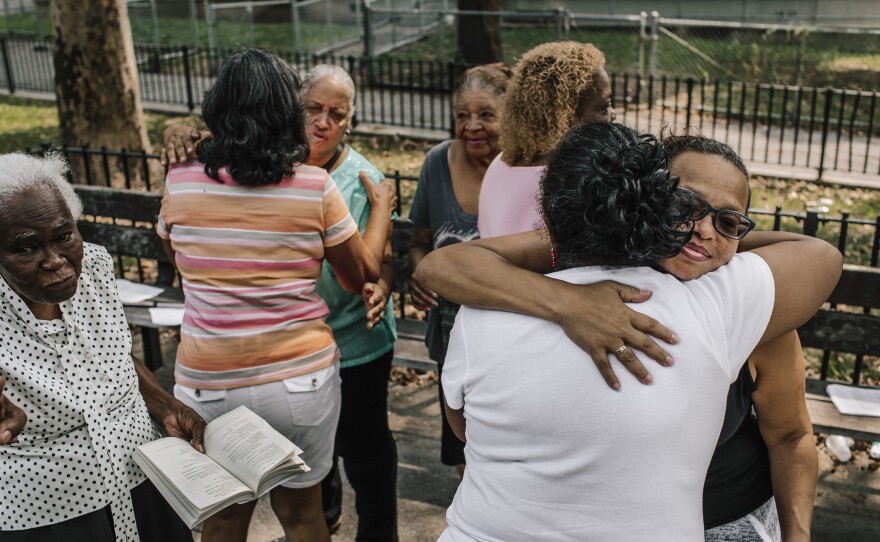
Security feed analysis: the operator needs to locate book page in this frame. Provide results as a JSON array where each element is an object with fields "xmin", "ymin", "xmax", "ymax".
[
  {"xmin": 137, "ymin": 437, "xmax": 252, "ymax": 511},
  {"xmin": 148, "ymin": 306, "xmax": 185, "ymax": 326},
  {"xmin": 115, "ymin": 278, "xmax": 163, "ymax": 303},
  {"xmin": 205, "ymin": 406, "xmax": 298, "ymax": 491},
  {"xmin": 827, "ymin": 384, "xmax": 880, "ymax": 417}
]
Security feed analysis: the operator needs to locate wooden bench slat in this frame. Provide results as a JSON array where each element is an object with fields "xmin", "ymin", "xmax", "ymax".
[
  {"xmin": 393, "ymin": 337, "xmax": 435, "ymax": 372},
  {"xmin": 798, "ymin": 311, "xmax": 880, "ymax": 356},
  {"xmin": 396, "ymin": 318, "xmax": 428, "ymax": 338},
  {"xmin": 806, "ymin": 394, "xmax": 880, "ymax": 442},
  {"xmin": 77, "ymin": 221, "xmax": 169, "ymax": 262},
  {"xmin": 799, "ymin": 264, "xmax": 880, "ymax": 440},
  {"xmin": 805, "ymin": 380, "xmax": 880, "ymax": 442},
  {"xmin": 75, "ymin": 185, "xmax": 163, "ymax": 223},
  {"xmin": 826, "ymin": 264, "xmax": 880, "ymax": 309}
]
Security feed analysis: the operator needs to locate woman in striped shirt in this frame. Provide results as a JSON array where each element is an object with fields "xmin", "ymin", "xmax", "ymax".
[{"xmin": 158, "ymin": 49, "xmax": 395, "ymax": 542}]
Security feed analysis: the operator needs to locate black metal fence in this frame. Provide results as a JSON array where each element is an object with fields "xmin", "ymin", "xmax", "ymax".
[
  {"xmin": 22, "ymin": 143, "xmax": 880, "ymax": 383},
  {"xmin": 23, "ymin": 143, "xmax": 880, "ymax": 269},
  {"xmin": 4, "ymin": 35, "xmax": 880, "ymax": 181}
]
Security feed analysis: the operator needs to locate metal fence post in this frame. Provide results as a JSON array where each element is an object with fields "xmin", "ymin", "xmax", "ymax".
[
  {"xmin": 685, "ymin": 78, "xmax": 694, "ymax": 129},
  {"xmin": 638, "ymin": 11, "xmax": 647, "ymax": 78},
  {"xmin": 182, "ymin": 46, "xmax": 195, "ymax": 111},
  {"xmin": 205, "ymin": 0, "xmax": 219, "ymax": 74},
  {"xmin": 148, "ymin": 0, "xmax": 160, "ymax": 45},
  {"xmin": 291, "ymin": 0, "xmax": 302, "ymax": 53},
  {"xmin": 3, "ymin": 0, "xmax": 11, "ymax": 34},
  {"xmin": 555, "ymin": 7, "xmax": 564, "ymax": 41},
  {"xmin": 803, "ymin": 208, "xmax": 820, "ymax": 237},
  {"xmin": 648, "ymin": 11, "xmax": 659, "ymax": 80},
  {"xmin": 188, "ymin": 0, "xmax": 199, "ymax": 47},
  {"xmin": 817, "ymin": 87, "xmax": 833, "ymax": 181},
  {"xmin": 363, "ymin": 0, "xmax": 373, "ymax": 59},
  {"xmin": 447, "ymin": 61, "xmax": 457, "ymax": 137},
  {"xmin": 324, "ymin": 0, "xmax": 333, "ymax": 52},
  {"xmin": 246, "ymin": 5, "xmax": 254, "ymax": 48},
  {"xmin": 0, "ymin": 36, "xmax": 14, "ymax": 94}
]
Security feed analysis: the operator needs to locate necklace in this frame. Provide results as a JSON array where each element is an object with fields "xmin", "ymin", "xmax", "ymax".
[{"xmin": 320, "ymin": 144, "xmax": 345, "ymax": 172}]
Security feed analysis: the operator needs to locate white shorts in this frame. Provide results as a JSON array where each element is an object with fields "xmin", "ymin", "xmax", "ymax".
[{"xmin": 174, "ymin": 364, "xmax": 341, "ymax": 489}]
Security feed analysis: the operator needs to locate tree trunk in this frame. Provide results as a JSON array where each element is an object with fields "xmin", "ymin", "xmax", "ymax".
[
  {"xmin": 457, "ymin": 0, "xmax": 502, "ymax": 65},
  {"xmin": 50, "ymin": 0, "xmax": 158, "ymax": 188}
]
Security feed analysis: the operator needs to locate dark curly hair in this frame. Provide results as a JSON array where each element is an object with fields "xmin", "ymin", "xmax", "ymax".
[
  {"xmin": 540, "ymin": 123, "xmax": 694, "ymax": 270},
  {"xmin": 662, "ymin": 131, "xmax": 751, "ymax": 208},
  {"xmin": 197, "ymin": 49, "xmax": 310, "ymax": 186}
]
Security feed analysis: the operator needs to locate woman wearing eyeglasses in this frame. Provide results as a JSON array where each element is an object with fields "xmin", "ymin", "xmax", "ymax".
[{"xmin": 414, "ymin": 131, "xmax": 827, "ymax": 541}]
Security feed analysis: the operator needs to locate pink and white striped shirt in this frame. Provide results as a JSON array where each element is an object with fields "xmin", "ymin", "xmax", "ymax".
[{"xmin": 158, "ymin": 162, "xmax": 358, "ymax": 390}]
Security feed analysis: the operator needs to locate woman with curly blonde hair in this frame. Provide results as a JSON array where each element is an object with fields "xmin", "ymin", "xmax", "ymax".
[{"xmin": 478, "ymin": 41, "xmax": 616, "ymax": 238}]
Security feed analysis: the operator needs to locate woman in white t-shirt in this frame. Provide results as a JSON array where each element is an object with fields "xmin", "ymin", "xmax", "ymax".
[{"xmin": 413, "ymin": 123, "xmax": 841, "ymax": 541}]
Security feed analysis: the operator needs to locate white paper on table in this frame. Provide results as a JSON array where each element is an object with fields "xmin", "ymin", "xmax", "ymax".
[
  {"xmin": 827, "ymin": 384, "xmax": 880, "ymax": 417},
  {"xmin": 148, "ymin": 307, "xmax": 185, "ymax": 327},
  {"xmin": 116, "ymin": 279, "xmax": 164, "ymax": 304}
]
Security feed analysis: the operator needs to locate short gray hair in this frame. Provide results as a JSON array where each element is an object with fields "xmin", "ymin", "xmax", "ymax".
[
  {"xmin": 0, "ymin": 153, "xmax": 83, "ymax": 219},
  {"xmin": 301, "ymin": 64, "xmax": 356, "ymax": 118},
  {"xmin": 453, "ymin": 63, "xmax": 513, "ymax": 105}
]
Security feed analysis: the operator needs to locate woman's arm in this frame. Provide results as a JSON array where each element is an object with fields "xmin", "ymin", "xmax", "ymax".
[
  {"xmin": 750, "ymin": 331, "xmax": 816, "ymax": 542},
  {"xmin": 0, "ymin": 376, "xmax": 26, "ymax": 444},
  {"xmin": 133, "ymin": 356, "xmax": 206, "ymax": 452},
  {"xmin": 161, "ymin": 238, "xmax": 177, "ymax": 271},
  {"xmin": 326, "ymin": 174, "xmax": 395, "ymax": 293},
  {"xmin": 408, "ymin": 226, "xmax": 438, "ymax": 310},
  {"xmin": 413, "ymin": 230, "xmax": 679, "ymax": 389},
  {"xmin": 363, "ymin": 234, "xmax": 396, "ymax": 329},
  {"xmin": 445, "ymin": 402, "xmax": 466, "ymax": 443},
  {"xmin": 359, "ymin": 171, "xmax": 397, "ymax": 268},
  {"xmin": 749, "ymin": 232, "xmax": 843, "ymax": 344},
  {"xmin": 159, "ymin": 124, "xmax": 206, "ymax": 166}
]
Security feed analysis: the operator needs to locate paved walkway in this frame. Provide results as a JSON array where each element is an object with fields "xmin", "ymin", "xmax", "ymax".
[{"xmin": 139, "ymin": 335, "xmax": 880, "ymax": 542}]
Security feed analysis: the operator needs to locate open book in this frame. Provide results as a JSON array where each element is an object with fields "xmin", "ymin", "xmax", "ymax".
[{"xmin": 134, "ymin": 406, "xmax": 311, "ymax": 528}]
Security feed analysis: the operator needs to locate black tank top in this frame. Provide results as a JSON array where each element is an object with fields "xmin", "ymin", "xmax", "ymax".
[{"xmin": 702, "ymin": 363, "xmax": 774, "ymax": 528}]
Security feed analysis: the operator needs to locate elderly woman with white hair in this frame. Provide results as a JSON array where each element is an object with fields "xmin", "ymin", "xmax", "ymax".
[
  {"xmin": 300, "ymin": 63, "xmax": 399, "ymax": 542},
  {"xmin": 161, "ymin": 62, "xmax": 399, "ymax": 541},
  {"xmin": 0, "ymin": 153, "xmax": 206, "ymax": 542}
]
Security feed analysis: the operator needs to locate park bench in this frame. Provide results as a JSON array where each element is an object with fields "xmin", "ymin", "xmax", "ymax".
[
  {"xmin": 390, "ymin": 219, "xmax": 436, "ymax": 372},
  {"xmin": 797, "ymin": 264, "xmax": 880, "ymax": 442},
  {"xmin": 74, "ymin": 185, "xmax": 181, "ymax": 370},
  {"xmin": 75, "ymin": 186, "xmax": 880, "ymax": 442}
]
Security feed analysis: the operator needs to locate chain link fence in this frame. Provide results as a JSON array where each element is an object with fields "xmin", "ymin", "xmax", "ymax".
[
  {"xmin": 362, "ymin": 4, "xmax": 647, "ymax": 74},
  {"xmin": 127, "ymin": 0, "xmax": 199, "ymax": 46},
  {"xmin": 204, "ymin": 0, "xmax": 362, "ymax": 55},
  {"xmin": 361, "ymin": 6, "xmax": 880, "ymax": 91},
  {"xmin": 3, "ymin": 2, "xmax": 878, "ymax": 87},
  {"xmin": 651, "ymin": 15, "xmax": 880, "ymax": 89},
  {"xmin": 1, "ymin": 0, "xmax": 49, "ymax": 37}
]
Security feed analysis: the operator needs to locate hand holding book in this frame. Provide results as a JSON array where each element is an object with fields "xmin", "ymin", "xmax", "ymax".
[{"xmin": 134, "ymin": 406, "xmax": 310, "ymax": 528}]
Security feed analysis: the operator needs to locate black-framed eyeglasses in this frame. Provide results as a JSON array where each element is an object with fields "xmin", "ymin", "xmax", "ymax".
[{"xmin": 676, "ymin": 188, "xmax": 756, "ymax": 240}]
